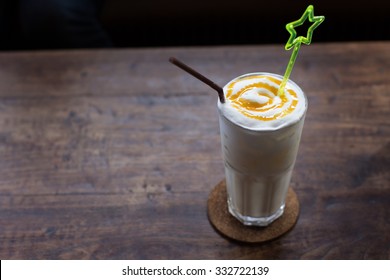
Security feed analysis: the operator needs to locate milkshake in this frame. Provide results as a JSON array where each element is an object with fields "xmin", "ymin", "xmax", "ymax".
[{"xmin": 218, "ymin": 72, "xmax": 307, "ymax": 226}]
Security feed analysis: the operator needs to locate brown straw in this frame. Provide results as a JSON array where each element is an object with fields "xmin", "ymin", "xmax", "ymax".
[{"xmin": 169, "ymin": 57, "xmax": 225, "ymax": 103}]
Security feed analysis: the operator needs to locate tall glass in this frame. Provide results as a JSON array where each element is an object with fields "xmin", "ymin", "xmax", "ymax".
[{"xmin": 217, "ymin": 72, "xmax": 307, "ymax": 226}]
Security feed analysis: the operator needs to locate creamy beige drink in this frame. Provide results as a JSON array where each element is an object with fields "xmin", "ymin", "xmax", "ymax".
[{"xmin": 218, "ymin": 72, "xmax": 307, "ymax": 226}]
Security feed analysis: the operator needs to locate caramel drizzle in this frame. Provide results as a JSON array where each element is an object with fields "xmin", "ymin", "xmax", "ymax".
[{"xmin": 226, "ymin": 75, "xmax": 298, "ymax": 121}]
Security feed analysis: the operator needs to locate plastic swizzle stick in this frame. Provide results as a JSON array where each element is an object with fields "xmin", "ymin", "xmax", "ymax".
[{"xmin": 278, "ymin": 5, "xmax": 325, "ymax": 96}]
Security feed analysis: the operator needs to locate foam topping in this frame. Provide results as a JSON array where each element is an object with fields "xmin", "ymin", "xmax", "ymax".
[{"xmin": 218, "ymin": 73, "xmax": 307, "ymax": 130}]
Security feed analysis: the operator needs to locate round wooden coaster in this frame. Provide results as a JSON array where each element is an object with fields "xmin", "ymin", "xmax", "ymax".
[{"xmin": 207, "ymin": 180, "xmax": 300, "ymax": 243}]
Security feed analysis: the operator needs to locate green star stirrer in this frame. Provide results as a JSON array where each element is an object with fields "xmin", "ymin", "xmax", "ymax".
[{"xmin": 278, "ymin": 5, "xmax": 325, "ymax": 96}]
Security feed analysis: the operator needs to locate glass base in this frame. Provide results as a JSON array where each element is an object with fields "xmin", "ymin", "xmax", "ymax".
[{"xmin": 228, "ymin": 199, "xmax": 285, "ymax": 227}]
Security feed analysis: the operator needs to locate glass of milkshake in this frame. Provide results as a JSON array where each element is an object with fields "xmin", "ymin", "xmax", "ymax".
[{"xmin": 218, "ymin": 72, "xmax": 307, "ymax": 226}]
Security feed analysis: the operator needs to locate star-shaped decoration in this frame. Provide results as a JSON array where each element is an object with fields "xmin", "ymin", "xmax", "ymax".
[{"xmin": 285, "ymin": 5, "xmax": 325, "ymax": 50}]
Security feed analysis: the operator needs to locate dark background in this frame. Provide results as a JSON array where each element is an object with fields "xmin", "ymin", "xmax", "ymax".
[
  {"xmin": 1, "ymin": 0, "xmax": 389, "ymax": 50},
  {"xmin": 101, "ymin": 0, "xmax": 390, "ymax": 47}
]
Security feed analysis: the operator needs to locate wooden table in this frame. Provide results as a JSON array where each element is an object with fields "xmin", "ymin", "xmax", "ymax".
[{"xmin": 0, "ymin": 42, "xmax": 389, "ymax": 260}]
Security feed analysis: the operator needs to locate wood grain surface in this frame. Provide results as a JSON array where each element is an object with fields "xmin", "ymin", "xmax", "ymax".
[{"xmin": 0, "ymin": 42, "xmax": 389, "ymax": 259}]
